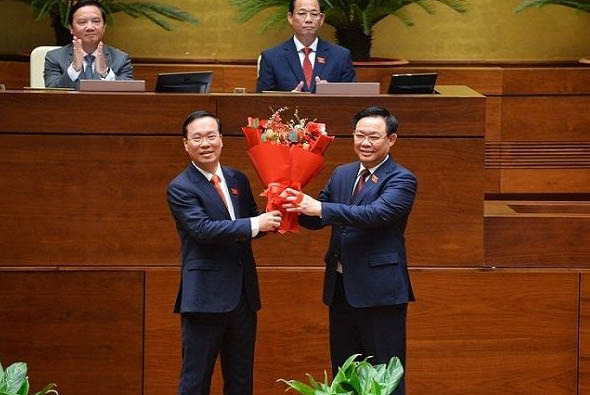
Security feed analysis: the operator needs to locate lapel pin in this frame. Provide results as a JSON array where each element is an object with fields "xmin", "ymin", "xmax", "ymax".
[
  {"xmin": 317, "ymin": 56, "xmax": 326, "ymax": 64},
  {"xmin": 371, "ymin": 175, "xmax": 379, "ymax": 184},
  {"xmin": 231, "ymin": 188, "xmax": 239, "ymax": 196}
]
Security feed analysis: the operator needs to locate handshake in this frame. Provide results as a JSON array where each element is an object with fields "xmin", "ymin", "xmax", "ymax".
[{"xmin": 256, "ymin": 188, "xmax": 321, "ymax": 232}]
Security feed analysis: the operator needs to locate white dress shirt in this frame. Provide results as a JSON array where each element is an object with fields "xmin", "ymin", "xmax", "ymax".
[
  {"xmin": 67, "ymin": 48, "xmax": 116, "ymax": 82},
  {"xmin": 293, "ymin": 36, "xmax": 319, "ymax": 69}
]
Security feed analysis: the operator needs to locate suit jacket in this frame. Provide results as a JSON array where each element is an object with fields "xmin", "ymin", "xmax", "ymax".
[
  {"xmin": 44, "ymin": 43, "xmax": 133, "ymax": 88},
  {"xmin": 167, "ymin": 164, "xmax": 262, "ymax": 314},
  {"xmin": 300, "ymin": 157, "xmax": 417, "ymax": 308},
  {"xmin": 256, "ymin": 37, "xmax": 356, "ymax": 93}
]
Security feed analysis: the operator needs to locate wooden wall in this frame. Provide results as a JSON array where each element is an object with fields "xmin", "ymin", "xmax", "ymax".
[{"xmin": 1, "ymin": 63, "xmax": 590, "ymax": 394}]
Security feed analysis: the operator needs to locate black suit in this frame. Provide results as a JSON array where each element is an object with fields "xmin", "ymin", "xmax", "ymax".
[
  {"xmin": 167, "ymin": 164, "xmax": 261, "ymax": 395},
  {"xmin": 300, "ymin": 157, "xmax": 417, "ymax": 394}
]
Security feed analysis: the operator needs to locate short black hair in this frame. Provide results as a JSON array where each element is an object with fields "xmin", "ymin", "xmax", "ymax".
[
  {"xmin": 352, "ymin": 106, "xmax": 398, "ymax": 136},
  {"xmin": 182, "ymin": 110, "xmax": 222, "ymax": 138},
  {"xmin": 68, "ymin": 0, "xmax": 107, "ymax": 26},
  {"xmin": 289, "ymin": 0, "xmax": 324, "ymax": 13}
]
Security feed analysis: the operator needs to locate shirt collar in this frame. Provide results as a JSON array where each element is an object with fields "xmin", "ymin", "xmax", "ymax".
[
  {"xmin": 293, "ymin": 36, "xmax": 318, "ymax": 53},
  {"xmin": 358, "ymin": 155, "xmax": 389, "ymax": 177},
  {"xmin": 192, "ymin": 162, "xmax": 224, "ymax": 183}
]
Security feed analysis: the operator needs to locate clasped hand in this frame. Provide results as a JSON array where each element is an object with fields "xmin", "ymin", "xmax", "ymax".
[
  {"xmin": 281, "ymin": 188, "xmax": 322, "ymax": 217},
  {"xmin": 258, "ymin": 210, "xmax": 282, "ymax": 232}
]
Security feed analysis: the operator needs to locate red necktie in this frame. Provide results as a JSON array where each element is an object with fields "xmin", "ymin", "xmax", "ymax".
[
  {"xmin": 302, "ymin": 47, "xmax": 313, "ymax": 89},
  {"xmin": 350, "ymin": 169, "xmax": 370, "ymax": 203},
  {"xmin": 210, "ymin": 175, "xmax": 228, "ymax": 209}
]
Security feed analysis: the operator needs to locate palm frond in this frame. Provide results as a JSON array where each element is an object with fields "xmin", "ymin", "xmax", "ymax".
[
  {"xmin": 515, "ymin": 0, "xmax": 590, "ymax": 13},
  {"xmin": 259, "ymin": 6, "xmax": 290, "ymax": 32},
  {"xmin": 108, "ymin": 2, "xmax": 197, "ymax": 27},
  {"xmin": 229, "ymin": 0, "xmax": 288, "ymax": 23}
]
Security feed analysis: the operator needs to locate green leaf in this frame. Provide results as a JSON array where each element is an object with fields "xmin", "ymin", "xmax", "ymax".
[
  {"xmin": 16, "ymin": 377, "xmax": 29, "ymax": 395},
  {"xmin": 277, "ymin": 378, "xmax": 317, "ymax": 394},
  {"xmin": 5, "ymin": 363, "xmax": 27, "ymax": 393}
]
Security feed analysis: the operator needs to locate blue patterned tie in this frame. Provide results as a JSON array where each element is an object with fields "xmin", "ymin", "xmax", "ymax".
[{"xmin": 82, "ymin": 55, "xmax": 95, "ymax": 80}]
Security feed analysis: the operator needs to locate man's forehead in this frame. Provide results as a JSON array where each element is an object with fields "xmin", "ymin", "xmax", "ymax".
[
  {"xmin": 74, "ymin": 5, "xmax": 102, "ymax": 18},
  {"xmin": 294, "ymin": 0, "xmax": 321, "ymax": 10}
]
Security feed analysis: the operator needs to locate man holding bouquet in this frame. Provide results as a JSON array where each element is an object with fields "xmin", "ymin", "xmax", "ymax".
[
  {"xmin": 167, "ymin": 110, "xmax": 282, "ymax": 395},
  {"xmin": 283, "ymin": 106, "xmax": 417, "ymax": 395}
]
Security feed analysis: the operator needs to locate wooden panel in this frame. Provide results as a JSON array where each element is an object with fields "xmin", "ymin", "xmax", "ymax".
[
  {"xmin": 356, "ymin": 66, "xmax": 503, "ymax": 95},
  {"xmin": 144, "ymin": 268, "xmax": 329, "ymax": 395},
  {"xmin": 0, "ymin": 61, "xmax": 29, "ymax": 89},
  {"xmin": 394, "ymin": 138, "xmax": 484, "ymax": 266},
  {"xmin": 500, "ymin": 168, "xmax": 590, "ymax": 193},
  {"xmin": 581, "ymin": 273, "xmax": 590, "ymax": 394},
  {"xmin": 407, "ymin": 270, "xmax": 578, "ymax": 394},
  {"xmin": 485, "ymin": 169, "xmax": 501, "ymax": 195},
  {"xmin": 217, "ymin": 89, "xmax": 486, "ymax": 137},
  {"xmin": 485, "ymin": 97, "xmax": 502, "ymax": 141},
  {"xmin": 503, "ymin": 67, "xmax": 590, "ymax": 95},
  {"xmin": 0, "ymin": 134, "xmax": 184, "ymax": 266},
  {"xmin": 0, "ymin": 135, "xmax": 482, "ymax": 267},
  {"xmin": 484, "ymin": 201, "xmax": 590, "ymax": 267},
  {"xmin": 0, "ymin": 91, "xmax": 215, "ymax": 134},
  {"xmin": 501, "ymin": 96, "xmax": 590, "ymax": 141},
  {"xmin": 144, "ymin": 269, "xmax": 579, "ymax": 394},
  {"xmin": 0, "ymin": 90, "xmax": 484, "ymax": 136},
  {"xmin": 0, "ymin": 271, "xmax": 143, "ymax": 395}
]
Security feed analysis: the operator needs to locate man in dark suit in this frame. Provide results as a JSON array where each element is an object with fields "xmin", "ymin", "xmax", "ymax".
[
  {"xmin": 44, "ymin": 0, "xmax": 133, "ymax": 89},
  {"xmin": 283, "ymin": 107, "xmax": 417, "ymax": 394},
  {"xmin": 256, "ymin": 0, "xmax": 355, "ymax": 93},
  {"xmin": 167, "ymin": 110, "xmax": 282, "ymax": 395}
]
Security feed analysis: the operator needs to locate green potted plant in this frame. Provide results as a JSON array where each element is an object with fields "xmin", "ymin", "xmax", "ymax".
[
  {"xmin": 278, "ymin": 354, "xmax": 404, "ymax": 395},
  {"xmin": 514, "ymin": 0, "xmax": 590, "ymax": 64},
  {"xmin": 7, "ymin": 0, "xmax": 198, "ymax": 46},
  {"xmin": 0, "ymin": 360, "xmax": 58, "ymax": 395},
  {"xmin": 230, "ymin": 0, "xmax": 468, "ymax": 61}
]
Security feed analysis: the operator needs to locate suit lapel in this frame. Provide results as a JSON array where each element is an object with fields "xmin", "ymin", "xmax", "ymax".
[
  {"xmin": 188, "ymin": 165, "xmax": 231, "ymax": 219},
  {"xmin": 344, "ymin": 163, "xmax": 361, "ymax": 204},
  {"xmin": 223, "ymin": 167, "xmax": 241, "ymax": 219},
  {"xmin": 354, "ymin": 158, "xmax": 394, "ymax": 205},
  {"xmin": 313, "ymin": 38, "xmax": 328, "ymax": 82},
  {"xmin": 283, "ymin": 39, "xmax": 306, "ymax": 90}
]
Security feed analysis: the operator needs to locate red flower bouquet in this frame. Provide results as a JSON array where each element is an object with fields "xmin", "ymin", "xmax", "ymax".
[{"xmin": 242, "ymin": 107, "xmax": 334, "ymax": 233}]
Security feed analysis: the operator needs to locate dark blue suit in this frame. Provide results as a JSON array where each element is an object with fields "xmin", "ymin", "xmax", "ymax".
[
  {"xmin": 300, "ymin": 156, "xmax": 416, "ymax": 394},
  {"xmin": 256, "ymin": 37, "xmax": 356, "ymax": 93},
  {"xmin": 167, "ymin": 164, "xmax": 261, "ymax": 395}
]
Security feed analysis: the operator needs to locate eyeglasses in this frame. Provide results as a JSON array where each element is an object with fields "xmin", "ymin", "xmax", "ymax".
[
  {"xmin": 294, "ymin": 10, "xmax": 323, "ymax": 19},
  {"xmin": 353, "ymin": 133, "xmax": 388, "ymax": 144},
  {"xmin": 186, "ymin": 134, "xmax": 220, "ymax": 145}
]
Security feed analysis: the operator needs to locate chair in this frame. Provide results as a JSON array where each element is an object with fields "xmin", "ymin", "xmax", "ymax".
[{"xmin": 30, "ymin": 46, "xmax": 60, "ymax": 88}]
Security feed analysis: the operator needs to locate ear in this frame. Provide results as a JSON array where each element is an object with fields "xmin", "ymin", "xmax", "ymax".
[
  {"xmin": 183, "ymin": 138, "xmax": 189, "ymax": 153},
  {"xmin": 389, "ymin": 133, "xmax": 397, "ymax": 147},
  {"xmin": 287, "ymin": 12, "xmax": 294, "ymax": 27}
]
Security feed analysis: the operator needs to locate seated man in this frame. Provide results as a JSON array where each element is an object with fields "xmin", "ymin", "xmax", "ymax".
[
  {"xmin": 256, "ymin": 0, "xmax": 356, "ymax": 93},
  {"xmin": 44, "ymin": 0, "xmax": 133, "ymax": 89}
]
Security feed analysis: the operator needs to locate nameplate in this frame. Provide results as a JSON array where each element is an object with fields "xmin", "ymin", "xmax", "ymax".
[
  {"xmin": 315, "ymin": 82, "xmax": 380, "ymax": 96},
  {"xmin": 79, "ymin": 79, "xmax": 146, "ymax": 92}
]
